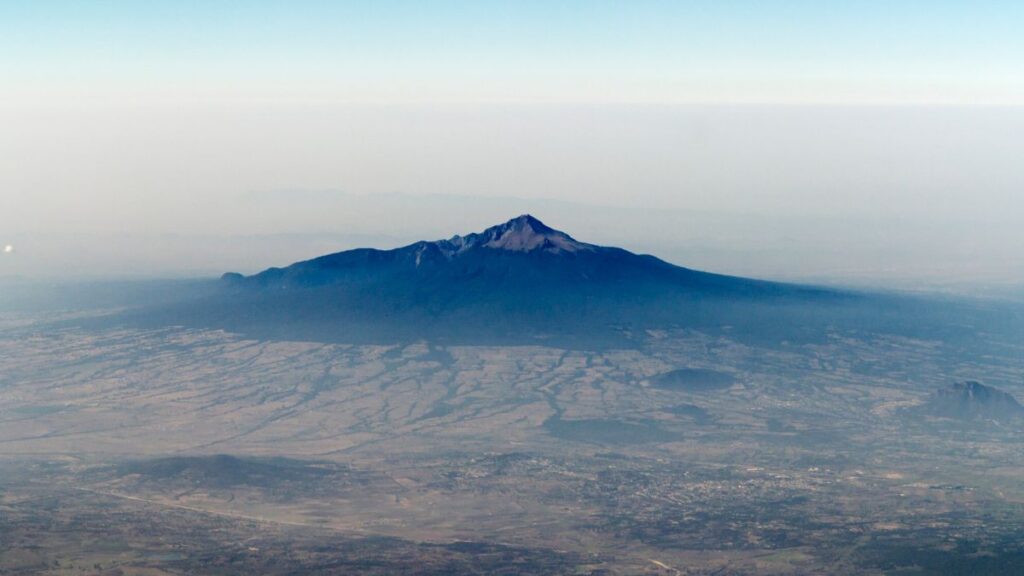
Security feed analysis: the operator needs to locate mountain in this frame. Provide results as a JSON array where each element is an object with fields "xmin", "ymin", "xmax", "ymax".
[
  {"xmin": 914, "ymin": 381, "xmax": 1024, "ymax": 423},
  {"xmin": 194, "ymin": 215, "xmax": 846, "ymax": 346},
  {"xmin": 223, "ymin": 215, "xmax": 775, "ymax": 292}
]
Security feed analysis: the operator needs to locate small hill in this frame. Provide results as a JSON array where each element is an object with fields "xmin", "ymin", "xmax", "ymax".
[
  {"xmin": 914, "ymin": 381, "xmax": 1024, "ymax": 423},
  {"xmin": 650, "ymin": 368, "xmax": 737, "ymax": 392}
]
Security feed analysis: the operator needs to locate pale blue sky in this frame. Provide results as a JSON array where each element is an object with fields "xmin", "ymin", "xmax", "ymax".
[{"xmin": 3, "ymin": 1, "xmax": 1023, "ymax": 104}]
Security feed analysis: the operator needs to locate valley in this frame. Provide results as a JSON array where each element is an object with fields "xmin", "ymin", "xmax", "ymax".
[{"xmin": 2, "ymin": 309, "xmax": 1023, "ymax": 574}]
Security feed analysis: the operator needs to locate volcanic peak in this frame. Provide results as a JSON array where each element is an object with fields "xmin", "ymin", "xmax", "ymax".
[{"xmin": 434, "ymin": 215, "xmax": 592, "ymax": 256}]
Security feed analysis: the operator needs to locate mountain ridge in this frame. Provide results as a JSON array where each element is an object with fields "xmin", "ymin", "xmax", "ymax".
[{"xmin": 431, "ymin": 214, "xmax": 593, "ymax": 256}]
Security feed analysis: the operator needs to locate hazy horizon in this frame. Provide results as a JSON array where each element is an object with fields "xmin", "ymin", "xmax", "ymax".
[
  {"xmin": 2, "ymin": 186, "xmax": 1023, "ymax": 295},
  {"xmin": 3, "ymin": 104, "xmax": 1023, "ymax": 292},
  {"xmin": 3, "ymin": 2, "xmax": 1024, "ymax": 290}
]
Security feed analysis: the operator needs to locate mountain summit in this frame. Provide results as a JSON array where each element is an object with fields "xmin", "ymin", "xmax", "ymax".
[
  {"xmin": 197, "ymin": 215, "xmax": 841, "ymax": 345},
  {"xmin": 436, "ymin": 214, "xmax": 591, "ymax": 255}
]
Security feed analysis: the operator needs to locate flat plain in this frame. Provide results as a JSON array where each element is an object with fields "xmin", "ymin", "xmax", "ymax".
[{"xmin": 2, "ymin": 306, "xmax": 1024, "ymax": 574}]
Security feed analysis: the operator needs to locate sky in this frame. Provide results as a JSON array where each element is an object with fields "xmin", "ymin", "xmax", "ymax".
[{"xmin": 1, "ymin": 1, "xmax": 1023, "ymax": 289}]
